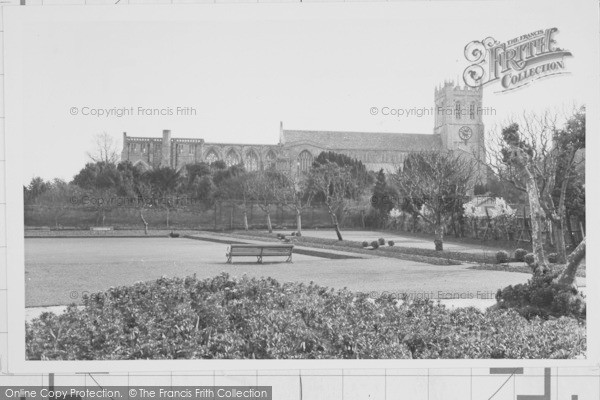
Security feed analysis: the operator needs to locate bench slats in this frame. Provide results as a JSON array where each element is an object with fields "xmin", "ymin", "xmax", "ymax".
[{"xmin": 226, "ymin": 244, "xmax": 293, "ymax": 264}]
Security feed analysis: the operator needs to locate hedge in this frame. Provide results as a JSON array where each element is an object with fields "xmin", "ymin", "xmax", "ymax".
[{"xmin": 26, "ymin": 274, "xmax": 585, "ymax": 360}]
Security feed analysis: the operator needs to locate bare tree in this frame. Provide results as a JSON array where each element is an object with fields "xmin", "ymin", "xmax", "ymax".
[
  {"xmin": 392, "ymin": 151, "xmax": 476, "ymax": 251},
  {"xmin": 220, "ymin": 173, "xmax": 253, "ymax": 231},
  {"xmin": 247, "ymin": 170, "xmax": 286, "ymax": 233},
  {"xmin": 486, "ymin": 107, "xmax": 585, "ymax": 271},
  {"xmin": 544, "ymin": 108, "xmax": 585, "ymax": 263},
  {"xmin": 307, "ymin": 162, "xmax": 355, "ymax": 241},
  {"xmin": 87, "ymin": 132, "xmax": 120, "ymax": 165},
  {"xmin": 275, "ymin": 172, "xmax": 315, "ymax": 236},
  {"xmin": 135, "ymin": 182, "xmax": 153, "ymax": 235}
]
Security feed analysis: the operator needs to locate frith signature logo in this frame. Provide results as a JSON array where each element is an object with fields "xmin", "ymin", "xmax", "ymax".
[{"xmin": 463, "ymin": 28, "xmax": 572, "ymax": 92}]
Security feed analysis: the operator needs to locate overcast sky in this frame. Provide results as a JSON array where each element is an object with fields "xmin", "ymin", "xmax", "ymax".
[{"xmin": 5, "ymin": 0, "xmax": 596, "ymax": 183}]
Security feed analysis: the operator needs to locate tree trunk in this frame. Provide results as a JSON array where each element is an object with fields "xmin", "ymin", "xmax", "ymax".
[
  {"xmin": 140, "ymin": 209, "xmax": 149, "ymax": 235},
  {"xmin": 327, "ymin": 205, "xmax": 343, "ymax": 241},
  {"xmin": 565, "ymin": 210, "xmax": 575, "ymax": 247},
  {"xmin": 434, "ymin": 224, "xmax": 444, "ymax": 251},
  {"xmin": 555, "ymin": 237, "xmax": 585, "ymax": 286},
  {"xmin": 553, "ymin": 219, "xmax": 567, "ymax": 264},
  {"xmin": 243, "ymin": 209, "xmax": 249, "ymax": 231},
  {"xmin": 523, "ymin": 167, "xmax": 548, "ymax": 273},
  {"xmin": 555, "ymin": 176, "xmax": 569, "ymax": 263},
  {"xmin": 266, "ymin": 210, "xmax": 273, "ymax": 233},
  {"xmin": 296, "ymin": 210, "xmax": 302, "ymax": 235},
  {"xmin": 166, "ymin": 208, "xmax": 170, "ymax": 229}
]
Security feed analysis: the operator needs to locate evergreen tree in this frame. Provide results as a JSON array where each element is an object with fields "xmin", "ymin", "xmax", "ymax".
[{"xmin": 371, "ymin": 169, "xmax": 396, "ymax": 227}]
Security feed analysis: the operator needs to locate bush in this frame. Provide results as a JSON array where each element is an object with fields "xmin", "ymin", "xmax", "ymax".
[
  {"xmin": 548, "ymin": 253, "xmax": 558, "ymax": 263},
  {"xmin": 496, "ymin": 272, "xmax": 586, "ymax": 320},
  {"xmin": 514, "ymin": 248, "xmax": 528, "ymax": 262},
  {"xmin": 524, "ymin": 253, "xmax": 536, "ymax": 266},
  {"xmin": 25, "ymin": 274, "xmax": 586, "ymax": 360},
  {"xmin": 371, "ymin": 241, "xmax": 379, "ymax": 249},
  {"xmin": 276, "ymin": 233, "xmax": 283, "ymax": 239},
  {"xmin": 496, "ymin": 250, "xmax": 510, "ymax": 264},
  {"xmin": 378, "ymin": 238, "xmax": 386, "ymax": 246},
  {"xmin": 362, "ymin": 241, "xmax": 369, "ymax": 248},
  {"xmin": 388, "ymin": 240, "xmax": 395, "ymax": 247},
  {"xmin": 296, "ymin": 231, "xmax": 302, "ymax": 237},
  {"xmin": 291, "ymin": 232, "xmax": 296, "ymax": 236}
]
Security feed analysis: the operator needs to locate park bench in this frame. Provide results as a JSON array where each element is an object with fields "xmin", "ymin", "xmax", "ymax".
[{"xmin": 226, "ymin": 244, "xmax": 294, "ymax": 264}]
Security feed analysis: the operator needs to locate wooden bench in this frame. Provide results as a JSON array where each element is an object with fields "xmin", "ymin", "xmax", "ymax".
[{"xmin": 226, "ymin": 244, "xmax": 294, "ymax": 264}]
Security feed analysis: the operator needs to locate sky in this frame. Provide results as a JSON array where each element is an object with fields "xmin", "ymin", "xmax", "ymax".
[{"xmin": 4, "ymin": 0, "xmax": 597, "ymax": 183}]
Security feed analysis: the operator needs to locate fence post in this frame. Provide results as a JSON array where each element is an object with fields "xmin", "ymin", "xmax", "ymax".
[
  {"xmin": 213, "ymin": 202, "xmax": 217, "ymax": 230},
  {"xmin": 218, "ymin": 202, "xmax": 222, "ymax": 230}
]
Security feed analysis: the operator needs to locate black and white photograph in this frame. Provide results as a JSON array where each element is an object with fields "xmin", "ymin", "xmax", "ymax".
[{"xmin": 3, "ymin": 0, "xmax": 596, "ymax": 364}]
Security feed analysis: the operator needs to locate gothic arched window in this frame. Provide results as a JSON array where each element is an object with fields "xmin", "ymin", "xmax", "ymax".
[
  {"xmin": 265, "ymin": 151, "xmax": 277, "ymax": 169},
  {"xmin": 245, "ymin": 150, "xmax": 259, "ymax": 171},
  {"xmin": 297, "ymin": 150, "xmax": 313, "ymax": 172},
  {"xmin": 455, "ymin": 101, "xmax": 462, "ymax": 120},
  {"xmin": 225, "ymin": 149, "xmax": 240, "ymax": 167},
  {"xmin": 205, "ymin": 150, "xmax": 219, "ymax": 164}
]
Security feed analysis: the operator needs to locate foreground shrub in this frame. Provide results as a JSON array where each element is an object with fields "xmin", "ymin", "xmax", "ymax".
[
  {"xmin": 26, "ymin": 274, "xmax": 586, "ymax": 360},
  {"xmin": 524, "ymin": 253, "xmax": 535, "ymax": 266},
  {"xmin": 362, "ymin": 241, "xmax": 369, "ymax": 248},
  {"xmin": 496, "ymin": 272, "xmax": 586, "ymax": 320},
  {"xmin": 514, "ymin": 248, "xmax": 528, "ymax": 262},
  {"xmin": 378, "ymin": 238, "xmax": 386, "ymax": 246},
  {"xmin": 496, "ymin": 251, "xmax": 509, "ymax": 264},
  {"xmin": 371, "ymin": 240, "xmax": 379, "ymax": 249},
  {"xmin": 388, "ymin": 240, "xmax": 395, "ymax": 247}
]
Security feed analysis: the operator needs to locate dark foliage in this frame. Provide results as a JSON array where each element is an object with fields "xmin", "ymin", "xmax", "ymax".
[
  {"xmin": 26, "ymin": 274, "xmax": 585, "ymax": 360},
  {"xmin": 514, "ymin": 249, "xmax": 528, "ymax": 262},
  {"xmin": 496, "ymin": 251, "xmax": 509, "ymax": 264},
  {"xmin": 496, "ymin": 272, "xmax": 586, "ymax": 320}
]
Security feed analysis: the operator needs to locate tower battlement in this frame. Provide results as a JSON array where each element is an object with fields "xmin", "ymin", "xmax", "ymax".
[{"xmin": 434, "ymin": 80, "xmax": 483, "ymax": 98}]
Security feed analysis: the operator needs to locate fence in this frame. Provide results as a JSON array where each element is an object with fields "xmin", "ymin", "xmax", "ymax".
[
  {"xmin": 24, "ymin": 201, "xmax": 584, "ymax": 247},
  {"xmin": 24, "ymin": 202, "xmax": 332, "ymax": 231}
]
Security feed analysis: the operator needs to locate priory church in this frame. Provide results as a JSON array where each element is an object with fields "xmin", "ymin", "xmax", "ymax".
[{"xmin": 121, "ymin": 81, "xmax": 486, "ymax": 177}]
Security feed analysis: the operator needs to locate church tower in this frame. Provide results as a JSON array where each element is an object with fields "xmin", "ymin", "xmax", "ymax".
[{"xmin": 434, "ymin": 81, "xmax": 486, "ymax": 181}]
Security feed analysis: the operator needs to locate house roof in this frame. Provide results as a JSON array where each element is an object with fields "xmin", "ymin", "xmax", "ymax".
[{"xmin": 281, "ymin": 130, "xmax": 443, "ymax": 152}]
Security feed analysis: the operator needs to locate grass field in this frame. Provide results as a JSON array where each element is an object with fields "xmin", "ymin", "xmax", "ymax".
[{"xmin": 24, "ymin": 235, "xmax": 532, "ymax": 307}]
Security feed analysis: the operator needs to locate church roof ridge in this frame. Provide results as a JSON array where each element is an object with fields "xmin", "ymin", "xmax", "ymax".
[
  {"xmin": 281, "ymin": 129, "xmax": 443, "ymax": 151},
  {"xmin": 282, "ymin": 128, "xmax": 432, "ymax": 136}
]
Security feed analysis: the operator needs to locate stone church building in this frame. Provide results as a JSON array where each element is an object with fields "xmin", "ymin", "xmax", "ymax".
[{"xmin": 121, "ymin": 81, "xmax": 486, "ymax": 176}]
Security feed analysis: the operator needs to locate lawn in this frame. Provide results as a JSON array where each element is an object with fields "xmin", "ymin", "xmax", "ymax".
[{"xmin": 25, "ymin": 236, "xmax": 530, "ymax": 307}]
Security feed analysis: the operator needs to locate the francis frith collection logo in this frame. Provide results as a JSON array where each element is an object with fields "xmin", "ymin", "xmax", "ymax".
[{"xmin": 463, "ymin": 28, "xmax": 572, "ymax": 92}]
